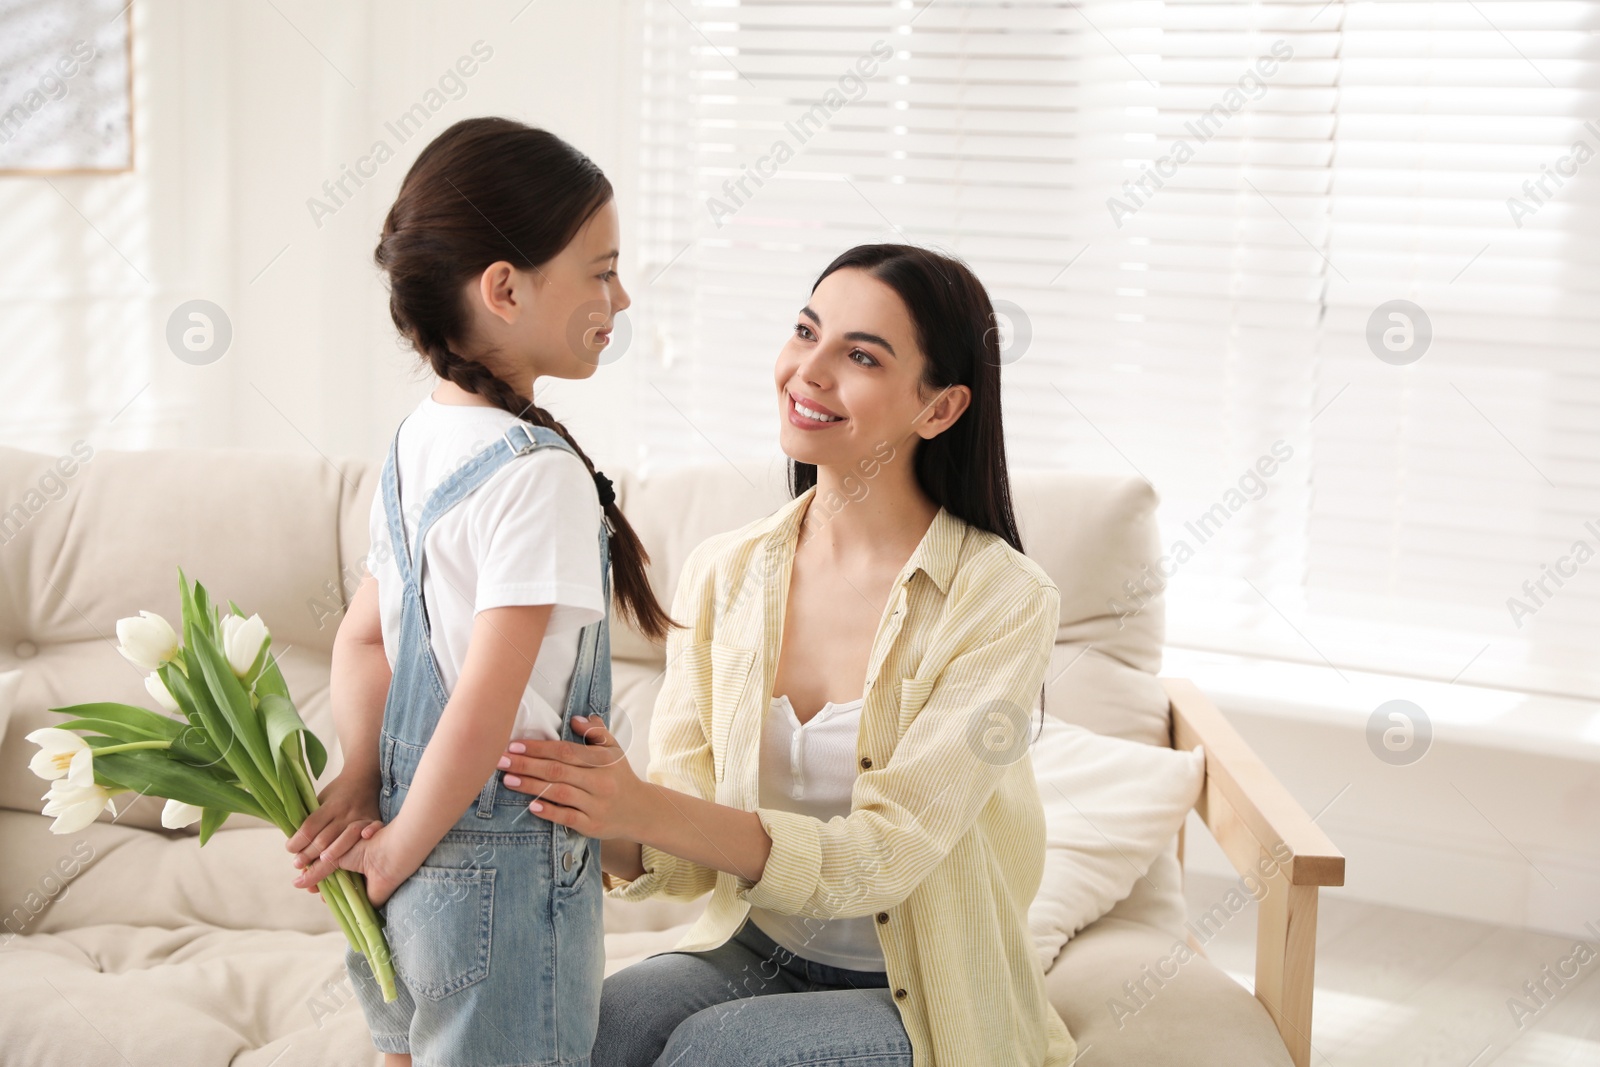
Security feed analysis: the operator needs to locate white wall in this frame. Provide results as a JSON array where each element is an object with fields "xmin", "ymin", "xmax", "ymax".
[{"xmin": 0, "ymin": 0, "xmax": 646, "ymax": 474}]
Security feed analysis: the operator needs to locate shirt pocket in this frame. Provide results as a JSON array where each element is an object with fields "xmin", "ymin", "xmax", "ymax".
[{"xmin": 681, "ymin": 641, "xmax": 758, "ymax": 782}]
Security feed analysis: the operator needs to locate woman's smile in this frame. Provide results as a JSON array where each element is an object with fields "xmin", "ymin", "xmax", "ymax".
[{"xmin": 787, "ymin": 390, "xmax": 846, "ymax": 430}]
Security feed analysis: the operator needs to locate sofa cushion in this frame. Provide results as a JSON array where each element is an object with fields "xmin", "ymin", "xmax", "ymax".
[
  {"xmin": 0, "ymin": 669, "xmax": 18, "ymax": 749},
  {"xmin": 1011, "ymin": 470, "xmax": 1164, "ymax": 674},
  {"xmin": 0, "ymin": 446, "xmax": 366, "ymax": 661},
  {"xmin": 1029, "ymin": 715, "xmax": 1205, "ymax": 971},
  {"xmin": 0, "ymin": 810, "xmax": 334, "ymax": 940},
  {"xmin": 0, "ymin": 923, "xmax": 381, "ymax": 1067},
  {"xmin": 1047, "ymin": 915, "xmax": 1294, "ymax": 1066}
]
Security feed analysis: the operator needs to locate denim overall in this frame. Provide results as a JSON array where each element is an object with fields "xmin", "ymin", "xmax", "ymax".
[{"xmin": 345, "ymin": 418, "xmax": 611, "ymax": 1067}]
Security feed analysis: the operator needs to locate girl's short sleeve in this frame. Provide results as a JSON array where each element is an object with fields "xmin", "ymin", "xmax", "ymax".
[{"xmin": 468, "ymin": 447, "xmax": 606, "ymax": 634}]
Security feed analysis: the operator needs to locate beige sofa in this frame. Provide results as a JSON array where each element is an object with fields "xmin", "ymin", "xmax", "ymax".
[{"xmin": 0, "ymin": 442, "xmax": 1340, "ymax": 1065}]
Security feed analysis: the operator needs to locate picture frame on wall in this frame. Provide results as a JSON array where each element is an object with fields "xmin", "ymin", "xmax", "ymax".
[{"xmin": 0, "ymin": 0, "xmax": 133, "ymax": 174}]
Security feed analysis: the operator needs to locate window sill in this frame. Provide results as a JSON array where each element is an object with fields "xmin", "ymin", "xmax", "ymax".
[{"xmin": 1161, "ymin": 646, "xmax": 1600, "ymax": 762}]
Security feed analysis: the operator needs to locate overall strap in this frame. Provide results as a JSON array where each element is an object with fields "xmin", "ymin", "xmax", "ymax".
[{"xmin": 380, "ymin": 421, "xmax": 416, "ymax": 591}]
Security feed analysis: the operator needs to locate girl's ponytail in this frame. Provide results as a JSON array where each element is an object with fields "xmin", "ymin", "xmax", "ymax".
[{"xmin": 377, "ymin": 117, "xmax": 677, "ymax": 644}]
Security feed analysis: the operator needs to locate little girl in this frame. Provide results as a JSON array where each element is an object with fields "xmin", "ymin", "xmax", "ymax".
[{"xmin": 283, "ymin": 117, "xmax": 675, "ymax": 1067}]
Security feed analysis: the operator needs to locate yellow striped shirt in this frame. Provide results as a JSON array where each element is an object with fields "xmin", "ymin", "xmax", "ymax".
[{"xmin": 604, "ymin": 483, "xmax": 1078, "ymax": 1066}]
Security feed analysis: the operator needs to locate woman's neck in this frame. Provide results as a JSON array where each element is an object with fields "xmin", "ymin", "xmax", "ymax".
[{"xmin": 801, "ymin": 461, "xmax": 938, "ymax": 567}]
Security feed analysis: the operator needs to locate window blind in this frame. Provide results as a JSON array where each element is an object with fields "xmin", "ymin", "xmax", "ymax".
[{"xmin": 629, "ymin": 0, "xmax": 1600, "ymax": 702}]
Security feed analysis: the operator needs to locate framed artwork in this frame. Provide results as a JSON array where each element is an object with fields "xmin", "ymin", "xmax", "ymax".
[{"xmin": 0, "ymin": 0, "xmax": 133, "ymax": 174}]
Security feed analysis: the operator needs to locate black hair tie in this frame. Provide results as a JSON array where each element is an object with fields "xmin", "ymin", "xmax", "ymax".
[{"xmin": 592, "ymin": 470, "xmax": 616, "ymax": 508}]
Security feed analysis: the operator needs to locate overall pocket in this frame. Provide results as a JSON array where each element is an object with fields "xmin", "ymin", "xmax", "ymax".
[{"xmin": 384, "ymin": 863, "xmax": 495, "ymax": 1001}]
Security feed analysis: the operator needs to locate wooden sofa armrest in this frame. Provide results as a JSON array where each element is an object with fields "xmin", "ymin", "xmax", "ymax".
[{"xmin": 1163, "ymin": 677, "xmax": 1346, "ymax": 1067}]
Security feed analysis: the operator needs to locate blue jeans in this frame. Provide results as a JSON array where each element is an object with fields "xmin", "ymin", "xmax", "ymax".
[
  {"xmin": 592, "ymin": 916, "xmax": 914, "ymax": 1067},
  {"xmin": 345, "ymin": 419, "xmax": 613, "ymax": 1066}
]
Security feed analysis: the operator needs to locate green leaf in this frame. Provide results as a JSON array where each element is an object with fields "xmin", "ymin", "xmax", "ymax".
[
  {"xmin": 253, "ymin": 651, "xmax": 292, "ymax": 702},
  {"xmin": 198, "ymin": 806, "xmax": 227, "ymax": 845},
  {"xmin": 171, "ymin": 617, "xmax": 289, "ymax": 830},
  {"xmin": 156, "ymin": 661, "xmax": 203, "ymax": 730},
  {"xmin": 189, "ymin": 619, "xmax": 273, "ymax": 775},
  {"xmin": 260, "ymin": 693, "xmax": 329, "ymax": 781},
  {"xmin": 193, "ymin": 578, "xmax": 216, "ymax": 638},
  {"xmin": 178, "ymin": 566, "xmax": 202, "ymax": 638},
  {"xmin": 178, "ymin": 568, "xmax": 220, "ymax": 643},
  {"xmin": 50, "ymin": 702, "xmax": 186, "ymax": 743},
  {"xmin": 92, "ymin": 749, "xmax": 269, "ymax": 821},
  {"xmin": 159, "ymin": 662, "xmax": 236, "ymax": 770}
]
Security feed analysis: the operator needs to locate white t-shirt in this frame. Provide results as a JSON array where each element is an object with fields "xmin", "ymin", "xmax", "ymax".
[
  {"xmin": 367, "ymin": 394, "xmax": 606, "ymax": 741},
  {"xmin": 747, "ymin": 693, "xmax": 887, "ymax": 972}
]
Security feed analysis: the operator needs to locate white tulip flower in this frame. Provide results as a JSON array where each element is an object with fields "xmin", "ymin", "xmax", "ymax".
[
  {"xmin": 25, "ymin": 727, "xmax": 94, "ymax": 784},
  {"xmin": 115, "ymin": 610, "xmax": 179, "ymax": 672},
  {"xmin": 144, "ymin": 671, "xmax": 181, "ymax": 714},
  {"xmin": 40, "ymin": 777, "xmax": 117, "ymax": 835},
  {"xmin": 160, "ymin": 799, "xmax": 203, "ymax": 829},
  {"xmin": 221, "ymin": 613, "xmax": 269, "ymax": 678}
]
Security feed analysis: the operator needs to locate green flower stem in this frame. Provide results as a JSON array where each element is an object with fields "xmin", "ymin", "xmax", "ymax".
[
  {"xmin": 93, "ymin": 740, "xmax": 173, "ymax": 756},
  {"xmin": 319, "ymin": 873, "xmax": 362, "ymax": 949},
  {"xmin": 258, "ymin": 753, "xmax": 302, "ymax": 830},
  {"xmin": 285, "ymin": 752, "xmax": 397, "ymax": 1001},
  {"xmin": 288, "ymin": 757, "xmax": 320, "ymax": 817},
  {"xmin": 335, "ymin": 869, "xmax": 397, "ymax": 1002}
]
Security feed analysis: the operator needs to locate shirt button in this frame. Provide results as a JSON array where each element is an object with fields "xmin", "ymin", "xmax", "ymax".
[
  {"xmin": 894, "ymin": 988, "xmax": 907, "ymax": 1000},
  {"xmin": 860, "ymin": 756, "xmax": 873, "ymax": 769},
  {"xmin": 876, "ymin": 912, "xmax": 889, "ymax": 924}
]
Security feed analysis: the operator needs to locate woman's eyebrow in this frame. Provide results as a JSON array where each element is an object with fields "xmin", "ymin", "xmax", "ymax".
[
  {"xmin": 846, "ymin": 331, "xmax": 896, "ymax": 358},
  {"xmin": 798, "ymin": 306, "xmax": 897, "ymax": 358},
  {"xmin": 589, "ymin": 249, "xmax": 619, "ymax": 263}
]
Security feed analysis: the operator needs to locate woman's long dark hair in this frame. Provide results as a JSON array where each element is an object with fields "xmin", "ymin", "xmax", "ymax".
[
  {"xmin": 375, "ymin": 116, "xmax": 676, "ymax": 643},
  {"xmin": 788, "ymin": 244, "xmax": 1024, "ymax": 552},
  {"xmin": 788, "ymin": 244, "xmax": 1050, "ymax": 731}
]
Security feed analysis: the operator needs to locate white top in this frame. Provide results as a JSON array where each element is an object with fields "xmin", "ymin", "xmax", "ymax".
[
  {"xmin": 746, "ymin": 692, "xmax": 887, "ymax": 972},
  {"xmin": 368, "ymin": 394, "xmax": 606, "ymax": 740}
]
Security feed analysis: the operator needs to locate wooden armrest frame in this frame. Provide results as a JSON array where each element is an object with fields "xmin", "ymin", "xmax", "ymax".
[{"xmin": 1164, "ymin": 677, "xmax": 1346, "ymax": 1067}]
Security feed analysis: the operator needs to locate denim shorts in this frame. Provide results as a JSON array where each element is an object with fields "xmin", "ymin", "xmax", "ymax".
[{"xmin": 344, "ymin": 747, "xmax": 605, "ymax": 1067}]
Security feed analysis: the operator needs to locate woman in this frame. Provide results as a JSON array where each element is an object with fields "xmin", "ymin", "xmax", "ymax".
[{"xmin": 496, "ymin": 244, "xmax": 1079, "ymax": 1066}]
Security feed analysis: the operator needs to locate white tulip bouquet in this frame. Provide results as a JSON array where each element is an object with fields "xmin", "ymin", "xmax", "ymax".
[{"xmin": 25, "ymin": 568, "xmax": 398, "ymax": 1002}]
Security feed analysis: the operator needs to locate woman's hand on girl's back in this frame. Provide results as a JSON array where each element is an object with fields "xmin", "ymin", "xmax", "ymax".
[
  {"xmin": 498, "ymin": 713, "xmax": 644, "ymax": 840},
  {"xmin": 286, "ymin": 771, "xmax": 383, "ymax": 896}
]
